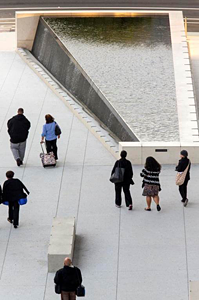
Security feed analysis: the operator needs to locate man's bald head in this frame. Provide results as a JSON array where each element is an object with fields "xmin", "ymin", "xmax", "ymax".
[{"xmin": 64, "ymin": 257, "xmax": 72, "ymax": 266}]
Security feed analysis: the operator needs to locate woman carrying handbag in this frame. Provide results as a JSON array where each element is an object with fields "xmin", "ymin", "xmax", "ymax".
[{"xmin": 176, "ymin": 150, "xmax": 191, "ymax": 207}]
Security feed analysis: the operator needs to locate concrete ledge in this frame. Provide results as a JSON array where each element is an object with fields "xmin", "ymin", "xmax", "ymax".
[
  {"xmin": 190, "ymin": 281, "xmax": 199, "ymax": 300},
  {"xmin": 119, "ymin": 141, "xmax": 199, "ymax": 164},
  {"xmin": 48, "ymin": 217, "xmax": 75, "ymax": 273}
]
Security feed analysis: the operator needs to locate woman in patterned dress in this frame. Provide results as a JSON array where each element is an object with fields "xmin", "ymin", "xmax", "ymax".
[{"xmin": 140, "ymin": 156, "xmax": 161, "ymax": 211}]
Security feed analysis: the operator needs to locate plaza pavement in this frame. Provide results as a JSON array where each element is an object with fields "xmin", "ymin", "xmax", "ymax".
[{"xmin": 0, "ymin": 47, "xmax": 198, "ymax": 300}]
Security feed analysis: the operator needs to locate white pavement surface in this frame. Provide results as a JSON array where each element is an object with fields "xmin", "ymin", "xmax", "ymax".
[{"xmin": 0, "ymin": 51, "xmax": 199, "ymax": 300}]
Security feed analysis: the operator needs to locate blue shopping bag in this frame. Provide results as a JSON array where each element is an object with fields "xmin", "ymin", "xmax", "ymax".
[
  {"xmin": 2, "ymin": 201, "xmax": 9, "ymax": 205},
  {"xmin": 18, "ymin": 198, "xmax": 27, "ymax": 205}
]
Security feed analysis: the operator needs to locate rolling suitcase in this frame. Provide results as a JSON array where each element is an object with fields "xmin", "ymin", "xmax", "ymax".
[{"xmin": 40, "ymin": 143, "xmax": 56, "ymax": 168}]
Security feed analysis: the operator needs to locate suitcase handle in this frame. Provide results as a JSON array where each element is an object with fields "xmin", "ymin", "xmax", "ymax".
[{"xmin": 40, "ymin": 142, "xmax": 45, "ymax": 154}]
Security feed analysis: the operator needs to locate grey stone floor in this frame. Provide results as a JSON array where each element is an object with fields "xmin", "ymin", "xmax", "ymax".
[{"xmin": 0, "ymin": 51, "xmax": 198, "ymax": 300}]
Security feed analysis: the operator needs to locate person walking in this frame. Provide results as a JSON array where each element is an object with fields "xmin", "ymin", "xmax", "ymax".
[
  {"xmin": 41, "ymin": 114, "xmax": 61, "ymax": 160},
  {"xmin": 176, "ymin": 150, "xmax": 191, "ymax": 207},
  {"xmin": 111, "ymin": 150, "xmax": 134, "ymax": 210},
  {"xmin": 7, "ymin": 108, "xmax": 31, "ymax": 166},
  {"xmin": 2, "ymin": 171, "xmax": 30, "ymax": 228},
  {"xmin": 140, "ymin": 156, "xmax": 161, "ymax": 212},
  {"xmin": 54, "ymin": 257, "xmax": 82, "ymax": 300}
]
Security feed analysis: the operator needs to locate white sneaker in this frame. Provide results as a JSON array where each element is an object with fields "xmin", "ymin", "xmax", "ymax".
[{"xmin": 115, "ymin": 205, "xmax": 121, "ymax": 208}]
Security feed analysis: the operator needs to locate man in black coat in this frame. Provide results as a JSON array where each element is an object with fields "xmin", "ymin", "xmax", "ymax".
[
  {"xmin": 7, "ymin": 108, "xmax": 31, "ymax": 166},
  {"xmin": 3, "ymin": 170, "xmax": 30, "ymax": 228},
  {"xmin": 111, "ymin": 150, "xmax": 134, "ymax": 210},
  {"xmin": 54, "ymin": 257, "xmax": 82, "ymax": 300},
  {"xmin": 176, "ymin": 150, "xmax": 191, "ymax": 207}
]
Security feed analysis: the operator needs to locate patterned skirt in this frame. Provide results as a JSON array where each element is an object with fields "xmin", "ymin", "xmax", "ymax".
[{"xmin": 142, "ymin": 184, "xmax": 159, "ymax": 197}]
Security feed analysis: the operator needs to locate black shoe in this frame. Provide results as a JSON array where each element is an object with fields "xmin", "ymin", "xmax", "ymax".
[
  {"xmin": 181, "ymin": 199, "xmax": 186, "ymax": 203},
  {"xmin": 128, "ymin": 205, "xmax": 133, "ymax": 211},
  {"xmin": 16, "ymin": 158, "xmax": 21, "ymax": 166},
  {"xmin": 7, "ymin": 218, "xmax": 12, "ymax": 224},
  {"xmin": 184, "ymin": 199, "xmax": 188, "ymax": 207},
  {"xmin": 20, "ymin": 160, "xmax": 23, "ymax": 165},
  {"xmin": 14, "ymin": 225, "xmax": 18, "ymax": 229},
  {"xmin": 157, "ymin": 204, "xmax": 161, "ymax": 211}
]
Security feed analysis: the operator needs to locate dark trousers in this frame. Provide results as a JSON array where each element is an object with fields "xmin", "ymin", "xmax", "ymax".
[
  {"xmin": 46, "ymin": 139, "xmax": 58, "ymax": 160},
  {"xmin": 115, "ymin": 183, "xmax": 132, "ymax": 207},
  {"xmin": 179, "ymin": 179, "xmax": 189, "ymax": 201},
  {"xmin": 8, "ymin": 201, "xmax": 20, "ymax": 226}
]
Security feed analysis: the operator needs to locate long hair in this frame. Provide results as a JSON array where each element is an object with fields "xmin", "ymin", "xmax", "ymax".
[
  {"xmin": 145, "ymin": 156, "xmax": 161, "ymax": 172},
  {"xmin": 45, "ymin": 114, "xmax": 54, "ymax": 124}
]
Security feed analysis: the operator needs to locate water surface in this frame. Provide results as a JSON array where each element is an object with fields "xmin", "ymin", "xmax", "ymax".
[{"xmin": 46, "ymin": 17, "xmax": 179, "ymax": 142}]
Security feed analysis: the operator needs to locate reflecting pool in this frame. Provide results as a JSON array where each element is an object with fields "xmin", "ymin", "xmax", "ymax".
[{"xmin": 46, "ymin": 17, "xmax": 179, "ymax": 142}]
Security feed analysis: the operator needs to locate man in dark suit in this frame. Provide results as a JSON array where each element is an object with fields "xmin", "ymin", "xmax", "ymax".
[{"xmin": 111, "ymin": 150, "xmax": 134, "ymax": 210}]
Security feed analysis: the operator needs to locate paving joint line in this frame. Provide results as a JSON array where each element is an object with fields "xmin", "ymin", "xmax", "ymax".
[
  {"xmin": 75, "ymin": 129, "xmax": 89, "ymax": 224},
  {"xmin": 182, "ymin": 207, "xmax": 190, "ymax": 299},
  {"xmin": 54, "ymin": 113, "xmax": 75, "ymax": 218},
  {"xmin": 116, "ymin": 206, "xmax": 122, "ymax": 300}
]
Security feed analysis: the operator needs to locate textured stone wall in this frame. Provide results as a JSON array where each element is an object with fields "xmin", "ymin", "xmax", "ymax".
[{"xmin": 32, "ymin": 18, "xmax": 139, "ymax": 142}]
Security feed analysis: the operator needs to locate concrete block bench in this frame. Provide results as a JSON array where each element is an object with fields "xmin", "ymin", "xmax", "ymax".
[{"xmin": 48, "ymin": 217, "xmax": 75, "ymax": 273}]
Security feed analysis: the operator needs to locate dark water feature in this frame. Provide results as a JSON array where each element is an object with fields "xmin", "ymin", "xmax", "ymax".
[{"xmin": 45, "ymin": 17, "xmax": 179, "ymax": 142}]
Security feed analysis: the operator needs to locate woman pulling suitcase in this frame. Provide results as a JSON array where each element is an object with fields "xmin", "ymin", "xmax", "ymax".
[{"xmin": 41, "ymin": 114, "xmax": 61, "ymax": 162}]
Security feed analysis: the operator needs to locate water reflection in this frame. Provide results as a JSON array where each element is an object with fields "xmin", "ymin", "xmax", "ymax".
[{"xmin": 46, "ymin": 17, "xmax": 179, "ymax": 142}]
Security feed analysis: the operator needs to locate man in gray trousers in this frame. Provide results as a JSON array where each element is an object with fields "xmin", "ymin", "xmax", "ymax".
[{"xmin": 7, "ymin": 108, "xmax": 31, "ymax": 166}]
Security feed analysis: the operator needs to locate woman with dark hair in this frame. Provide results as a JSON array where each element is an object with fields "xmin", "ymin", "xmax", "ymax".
[
  {"xmin": 140, "ymin": 156, "xmax": 161, "ymax": 211},
  {"xmin": 3, "ymin": 171, "xmax": 30, "ymax": 228},
  {"xmin": 175, "ymin": 150, "xmax": 191, "ymax": 207},
  {"xmin": 41, "ymin": 114, "xmax": 61, "ymax": 160},
  {"xmin": 111, "ymin": 150, "xmax": 134, "ymax": 210}
]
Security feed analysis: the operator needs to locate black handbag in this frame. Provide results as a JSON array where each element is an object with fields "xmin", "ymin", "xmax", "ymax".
[
  {"xmin": 76, "ymin": 285, "xmax": 85, "ymax": 297},
  {"xmin": 55, "ymin": 122, "xmax": 61, "ymax": 136},
  {"xmin": 75, "ymin": 267, "xmax": 85, "ymax": 297},
  {"xmin": 55, "ymin": 284, "xmax": 61, "ymax": 294},
  {"xmin": 110, "ymin": 162, "xmax": 125, "ymax": 183}
]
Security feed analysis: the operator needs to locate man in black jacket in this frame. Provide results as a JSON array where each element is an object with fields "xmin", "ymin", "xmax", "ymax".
[
  {"xmin": 54, "ymin": 257, "xmax": 82, "ymax": 300},
  {"xmin": 7, "ymin": 108, "xmax": 31, "ymax": 166},
  {"xmin": 176, "ymin": 150, "xmax": 191, "ymax": 207},
  {"xmin": 3, "ymin": 170, "xmax": 30, "ymax": 228},
  {"xmin": 111, "ymin": 150, "xmax": 134, "ymax": 210}
]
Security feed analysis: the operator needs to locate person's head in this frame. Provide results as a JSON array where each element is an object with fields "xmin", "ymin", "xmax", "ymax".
[
  {"xmin": 145, "ymin": 156, "xmax": 161, "ymax": 171},
  {"xmin": 17, "ymin": 108, "xmax": 24, "ymax": 115},
  {"xmin": 6, "ymin": 171, "xmax": 14, "ymax": 179},
  {"xmin": 180, "ymin": 150, "xmax": 188, "ymax": 159},
  {"xmin": 64, "ymin": 257, "xmax": 72, "ymax": 266},
  {"xmin": 120, "ymin": 150, "xmax": 127, "ymax": 159},
  {"xmin": 45, "ymin": 114, "xmax": 54, "ymax": 124}
]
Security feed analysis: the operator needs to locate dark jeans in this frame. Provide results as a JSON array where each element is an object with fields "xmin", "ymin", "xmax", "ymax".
[
  {"xmin": 8, "ymin": 201, "xmax": 20, "ymax": 226},
  {"xmin": 115, "ymin": 183, "xmax": 132, "ymax": 207},
  {"xmin": 179, "ymin": 178, "xmax": 189, "ymax": 201},
  {"xmin": 46, "ymin": 139, "xmax": 58, "ymax": 160}
]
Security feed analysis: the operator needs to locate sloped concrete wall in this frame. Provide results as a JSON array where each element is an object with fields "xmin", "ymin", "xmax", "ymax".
[{"xmin": 31, "ymin": 18, "xmax": 138, "ymax": 142}]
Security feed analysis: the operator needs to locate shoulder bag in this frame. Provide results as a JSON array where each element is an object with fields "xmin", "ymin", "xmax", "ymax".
[
  {"xmin": 55, "ymin": 122, "xmax": 61, "ymax": 136},
  {"xmin": 55, "ymin": 284, "xmax": 61, "ymax": 294},
  {"xmin": 75, "ymin": 267, "xmax": 85, "ymax": 297},
  {"xmin": 176, "ymin": 161, "xmax": 190, "ymax": 186},
  {"xmin": 110, "ymin": 161, "xmax": 125, "ymax": 183}
]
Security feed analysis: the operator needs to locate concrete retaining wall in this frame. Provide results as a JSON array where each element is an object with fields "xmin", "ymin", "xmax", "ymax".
[{"xmin": 31, "ymin": 18, "xmax": 138, "ymax": 142}]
